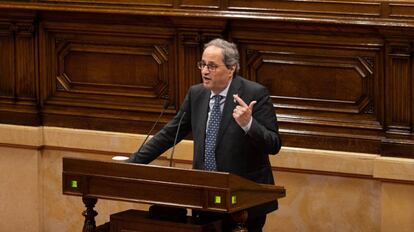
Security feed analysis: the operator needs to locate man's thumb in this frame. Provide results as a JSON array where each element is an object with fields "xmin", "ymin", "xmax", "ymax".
[{"xmin": 249, "ymin": 101, "xmax": 257, "ymax": 110}]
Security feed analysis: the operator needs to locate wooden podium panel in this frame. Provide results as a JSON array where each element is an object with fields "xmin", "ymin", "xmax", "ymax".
[
  {"xmin": 63, "ymin": 157, "xmax": 285, "ymax": 213},
  {"xmin": 110, "ymin": 209, "xmax": 221, "ymax": 232}
]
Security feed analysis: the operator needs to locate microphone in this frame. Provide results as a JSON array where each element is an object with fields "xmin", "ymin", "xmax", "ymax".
[
  {"xmin": 125, "ymin": 100, "xmax": 169, "ymax": 162},
  {"xmin": 169, "ymin": 111, "xmax": 186, "ymax": 167}
]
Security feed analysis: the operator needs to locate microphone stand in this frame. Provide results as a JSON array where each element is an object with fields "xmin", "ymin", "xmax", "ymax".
[
  {"xmin": 126, "ymin": 100, "xmax": 169, "ymax": 162},
  {"xmin": 169, "ymin": 111, "xmax": 186, "ymax": 167}
]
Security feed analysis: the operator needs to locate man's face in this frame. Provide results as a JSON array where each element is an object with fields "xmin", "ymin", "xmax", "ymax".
[{"xmin": 201, "ymin": 46, "xmax": 235, "ymax": 94}]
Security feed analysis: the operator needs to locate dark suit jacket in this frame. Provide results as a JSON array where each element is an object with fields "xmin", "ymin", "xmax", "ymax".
[{"xmin": 129, "ymin": 75, "xmax": 282, "ymax": 217}]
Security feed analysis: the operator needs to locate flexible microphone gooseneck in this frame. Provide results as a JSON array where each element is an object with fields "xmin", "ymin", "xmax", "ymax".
[
  {"xmin": 169, "ymin": 111, "xmax": 186, "ymax": 167},
  {"xmin": 134, "ymin": 100, "xmax": 170, "ymax": 155}
]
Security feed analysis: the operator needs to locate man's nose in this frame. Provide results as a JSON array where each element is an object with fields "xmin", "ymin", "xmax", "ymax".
[{"xmin": 201, "ymin": 65, "xmax": 210, "ymax": 74}]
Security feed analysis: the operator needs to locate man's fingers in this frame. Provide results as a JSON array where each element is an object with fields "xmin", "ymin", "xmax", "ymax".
[
  {"xmin": 233, "ymin": 94, "xmax": 248, "ymax": 107},
  {"xmin": 233, "ymin": 94, "xmax": 257, "ymax": 112},
  {"xmin": 232, "ymin": 97, "xmax": 255, "ymax": 128}
]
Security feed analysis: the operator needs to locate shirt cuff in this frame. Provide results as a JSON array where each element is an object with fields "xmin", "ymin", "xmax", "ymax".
[{"xmin": 242, "ymin": 117, "xmax": 253, "ymax": 133}]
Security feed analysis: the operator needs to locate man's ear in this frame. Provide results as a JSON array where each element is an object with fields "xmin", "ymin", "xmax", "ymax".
[{"xmin": 228, "ymin": 64, "xmax": 236, "ymax": 75}]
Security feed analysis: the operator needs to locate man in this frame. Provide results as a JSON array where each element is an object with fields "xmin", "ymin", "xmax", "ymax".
[{"xmin": 129, "ymin": 38, "xmax": 281, "ymax": 231}]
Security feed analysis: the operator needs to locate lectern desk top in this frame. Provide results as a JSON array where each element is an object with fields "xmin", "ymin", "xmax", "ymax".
[{"xmin": 62, "ymin": 157, "xmax": 285, "ymax": 213}]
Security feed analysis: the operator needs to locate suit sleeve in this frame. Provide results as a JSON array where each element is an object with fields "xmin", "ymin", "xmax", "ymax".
[
  {"xmin": 247, "ymin": 87, "xmax": 282, "ymax": 155},
  {"xmin": 128, "ymin": 93, "xmax": 192, "ymax": 164}
]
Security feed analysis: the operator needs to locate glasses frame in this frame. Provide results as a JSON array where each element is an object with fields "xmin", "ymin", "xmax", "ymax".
[{"xmin": 197, "ymin": 61, "xmax": 227, "ymax": 72}]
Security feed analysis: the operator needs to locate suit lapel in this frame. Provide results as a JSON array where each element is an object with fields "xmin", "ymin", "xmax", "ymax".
[{"xmin": 216, "ymin": 76, "xmax": 242, "ymax": 146}]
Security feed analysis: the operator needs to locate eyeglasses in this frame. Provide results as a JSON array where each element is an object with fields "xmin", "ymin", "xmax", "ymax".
[{"xmin": 197, "ymin": 61, "xmax": 227, "ymax": 72}]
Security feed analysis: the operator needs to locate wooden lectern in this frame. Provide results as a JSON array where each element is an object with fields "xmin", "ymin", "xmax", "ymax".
[{"xmin": 62, "ymin": 157, "xmax": 286, "ymax": 232}]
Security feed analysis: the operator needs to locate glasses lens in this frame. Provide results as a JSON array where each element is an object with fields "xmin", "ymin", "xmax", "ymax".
[
  {"xmin": 197, "ymin": 62, "xmax": 219, "ymax": 71},
  {"xmin": 197, "ymin": 61, "xmax": 204, "ymax": 70}
]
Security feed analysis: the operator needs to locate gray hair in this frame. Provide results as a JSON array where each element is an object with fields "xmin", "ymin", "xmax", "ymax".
[{"xmin": 204, "ymin": 38, "xmax": 240, "ymax": 73}]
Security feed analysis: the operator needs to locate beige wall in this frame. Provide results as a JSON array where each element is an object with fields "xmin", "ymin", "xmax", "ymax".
[
  {"xmin": 0, "ymin": 124, "xmax": 413, "ymax": 232},
  {"xmin": 0, "ymin": 147, "xmax": 41, "ymax": 232}
]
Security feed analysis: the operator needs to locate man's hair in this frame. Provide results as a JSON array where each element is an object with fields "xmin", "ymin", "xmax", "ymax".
[{"xmin": 204, "ymin": 38, "xmax": 240, "ymax": 73}]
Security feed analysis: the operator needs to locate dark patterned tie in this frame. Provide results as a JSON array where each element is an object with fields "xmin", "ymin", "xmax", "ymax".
[{"xmin": 204, "ymin": 95, "xmax": 223, "ymax": 171}]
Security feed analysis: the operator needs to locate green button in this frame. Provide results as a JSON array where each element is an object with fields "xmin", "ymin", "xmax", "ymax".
[
  {"xmin": 232, "ymin": 195, "xmax": 237, "ymax": 205},
  {"xmin": 71, "ymin": 180, "xmax": 78, "ymax": 188},
  {"xmin": 214, "ymin": 196, "xmax": 221, "ymax": 204}
]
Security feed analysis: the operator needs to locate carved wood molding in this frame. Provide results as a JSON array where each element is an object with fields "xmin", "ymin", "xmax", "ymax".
[
  {"xmin": 3, "ymin": 0, "xmax": 414, "ymax": 27},
  {"xmin": 0, "ymin": 20, "xmax": 37, "ymax": 100},
  {"xmin": 384, "ymin": 40, "xmax": 412, "ymax": 134},
  {"xmin": 246, "ymin": 49, "xmax": 380, "ymax": 124},
  {"xmin": 39, "ymin": 19, "xmax": 177, "ymax": 123}
]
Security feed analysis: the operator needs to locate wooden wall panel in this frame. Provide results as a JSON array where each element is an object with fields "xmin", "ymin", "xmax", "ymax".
[
  {"xmin": 39, "ymin": 17, "xmax": 178, "ymax": 132},
  {"xmin": 1, "ymin": 1, "xmax": 414, "ymax": 157},
  {"xmin": 231, "ymin": 23, "xmax": 385, "ymax": 153},
  {"xmin": 177, "ymin": 32, "xmax": 203, "ymax": 105},
  {"xmin": 249, "ymin": 52, "xmax": 372, "ymax": 113},
  {"xmin": 0, "ymin": 12, "xmax": 39, "ymax": 125},
  {"xmin": 0, "ymin": 23, "xmax": 14, "ymax": 97},
  {"xmin": 15, "ymin": 22, "xmax": 36, "ymax": 99},
  {"xmin": 385, "ymin": 41, "xmax": 411, "ymax": 132},
  {"xmin": 380, "ymin": 32, "xmax": 414, "ymax": 157},
  {"xmin": 58, "ymin": 44, "xmax": 168, "ymax": 96}
]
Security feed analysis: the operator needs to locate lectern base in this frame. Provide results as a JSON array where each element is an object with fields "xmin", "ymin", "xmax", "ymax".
[{"xmin": 109, "ymin": 209, "xmax": 222, "ymax": 232}]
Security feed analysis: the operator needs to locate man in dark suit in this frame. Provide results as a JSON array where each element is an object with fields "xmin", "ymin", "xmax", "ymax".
[{"xmin": 129, "ymin": 38, "xmax": 281, "ymax": 231}]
